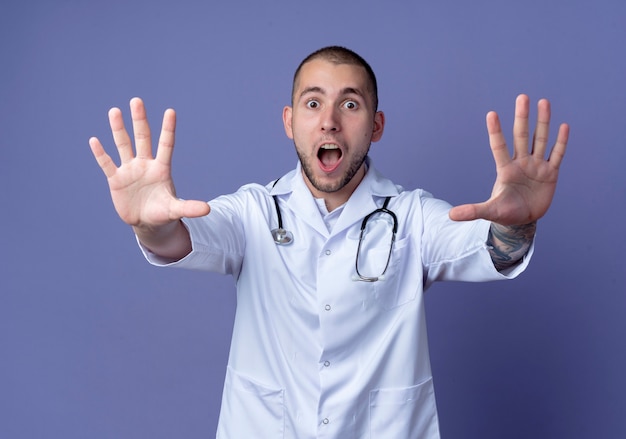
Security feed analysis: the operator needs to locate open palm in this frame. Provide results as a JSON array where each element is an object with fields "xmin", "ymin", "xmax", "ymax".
[
  {"xmin": 449, "ymin": 94, "xmax": 569, "ymax": 226},
  {"xmin": 89, "ymin": 98, "xmax": 210, "ymax": 228}
]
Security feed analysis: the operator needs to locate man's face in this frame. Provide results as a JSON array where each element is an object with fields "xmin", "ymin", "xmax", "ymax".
[{"xmin": 283, "ymin": 58, "xmax": 385, "ymax": 203}]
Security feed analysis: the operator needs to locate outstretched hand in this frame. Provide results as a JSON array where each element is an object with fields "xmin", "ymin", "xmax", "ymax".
[
  {"xmin": 89, "ymin": 98, "xmax": 210, "ymax": 229},
  {"xmin": 449, "ymin": 94, "xmax": 569, "ymax": 226}
]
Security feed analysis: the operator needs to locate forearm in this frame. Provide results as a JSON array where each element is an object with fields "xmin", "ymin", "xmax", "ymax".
[
  {"xmin": 487, "ymin": 222, "xmax": 536, "ymax": 271},
  {"xmin": 133, "ymin": 220, "xmax": 192, "ymax": 261}
]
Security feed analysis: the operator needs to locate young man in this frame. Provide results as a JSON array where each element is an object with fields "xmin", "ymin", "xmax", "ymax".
[{"xmin": 90, "ymin": 46, "xmax": 569, "ymax": 438}]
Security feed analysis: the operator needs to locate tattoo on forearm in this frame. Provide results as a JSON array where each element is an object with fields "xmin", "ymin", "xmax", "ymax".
[{"xmin": 487, "ymin": 222, "xmax": 536, "ymax": 271}]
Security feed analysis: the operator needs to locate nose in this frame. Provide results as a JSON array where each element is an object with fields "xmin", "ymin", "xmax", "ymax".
[{"xmin": 320, "ymin": 107, "xmax": 340, "ymax": 132}]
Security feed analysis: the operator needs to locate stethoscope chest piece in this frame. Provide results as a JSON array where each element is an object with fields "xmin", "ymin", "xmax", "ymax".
[
  {"xmin": 271, "ymin": 228, "xmax": 294, "ymax": 245},
  {"xmin": 271, "ymin": 179, "xmax": 294, "ymax": 245}
]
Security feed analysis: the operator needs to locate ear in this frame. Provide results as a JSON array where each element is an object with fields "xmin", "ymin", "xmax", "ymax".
[
  {"xmin": 282, "ymin": 106, "xmax": 294, "ymax": 139},
  {"xmin": 371, "ymin": 111, "xmax": 385, "ymax": 142}
]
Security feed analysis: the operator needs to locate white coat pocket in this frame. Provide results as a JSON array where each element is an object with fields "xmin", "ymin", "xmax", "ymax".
[
  {"xmin": 369, "ymin": 378, "xmax": 440, "ymax": 439},
  {"xmin": 346, "ymin": 229, "xmax": 418, "ymax": 311},
  {"xmin": 217, "ymin": 366, "xmax": 285, "ymax": 438},
  {"xmin": 370, "ymin": 235, "xmax": 418, "ymax": 310}
]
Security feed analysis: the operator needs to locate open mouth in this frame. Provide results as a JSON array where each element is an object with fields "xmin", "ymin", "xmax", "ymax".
[{"xmin": 317, "ymin": 143, "xmax": 343, "ymax": 172}]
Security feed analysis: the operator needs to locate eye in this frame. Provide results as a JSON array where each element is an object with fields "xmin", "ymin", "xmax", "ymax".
[
  {"xmin": 306, "ymin": 100, "xmax": 320, "ymax": 109},
  {"xmin": 343, "ymin": 100, "xmax": 358, "ymax": 110}
]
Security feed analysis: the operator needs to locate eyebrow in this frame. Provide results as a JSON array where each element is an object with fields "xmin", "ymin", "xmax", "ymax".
[{"xmin": 298, "ymin": 86, "xmax": 365, "ymax": 100}]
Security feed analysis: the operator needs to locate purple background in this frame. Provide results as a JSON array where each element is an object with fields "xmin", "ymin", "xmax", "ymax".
[{"xmin": 1, "ymin": 0, "xmax": 625, "ymax": 437}]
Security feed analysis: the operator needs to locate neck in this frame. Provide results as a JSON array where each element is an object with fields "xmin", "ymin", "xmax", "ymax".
[{"xmin": 304, "ymin": 164, "xmax": 367, "ymax": 212}]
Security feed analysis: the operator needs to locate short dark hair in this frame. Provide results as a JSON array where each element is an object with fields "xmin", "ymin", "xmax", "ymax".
[{"xmin": 292, "ymin": 46, "xmax": 379, "ymax": 111}]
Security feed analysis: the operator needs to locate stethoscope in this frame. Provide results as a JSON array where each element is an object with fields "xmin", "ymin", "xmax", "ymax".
[
  {"xmin": 270, "ymin": 178, "xmax": 294, "ymax": 245},
  {"xmin": 271, "ymin": 191, "xmax": 294, "ymax": 245},
  {"xmin": 270, "ymin": 179, "xmax": 398, "ymax": 282}
]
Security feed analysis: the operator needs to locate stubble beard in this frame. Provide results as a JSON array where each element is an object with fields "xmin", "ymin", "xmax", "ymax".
[{"xmin": 295, "ymin": 142, "xmax": 370, "ymax": 194}]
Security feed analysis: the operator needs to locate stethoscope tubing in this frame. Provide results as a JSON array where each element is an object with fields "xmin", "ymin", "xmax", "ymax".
[{"xmin": 270, "ymin": 178, "xmax": 398, "ymax": 282}]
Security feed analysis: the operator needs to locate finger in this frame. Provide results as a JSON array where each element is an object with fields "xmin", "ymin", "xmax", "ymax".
[
  {"xmin": 532, "ymin": 98, "xmax": 551, "ymax": 158},
  {"xmin": 130, "ymin": 97, "xmax": 153, "ymax": 159},
  {"xmin": 486, "ymin": 111, "xmax": 512, "ymax": 168},
  {"xmin": 548, "ymin": 123, "xmax": 570, "ymax": 169},
  {"xmin": 89, "ymin": 136, "xmax": 118, "ymax": 178},
  {"xmin": 109, "ymin": 107, "xmax": 134, "ymax": 163},
  {"xmin": 155, "ymin": 108, "xmax": 177, "ymax": 166},
  {"xmin": 512, "ymin": 94, "xmax": 530, "ymax": 159}
]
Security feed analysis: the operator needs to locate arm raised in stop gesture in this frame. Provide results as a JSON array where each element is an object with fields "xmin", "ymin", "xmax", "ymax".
[
  {"xmin": 89, "ymin": 98, "xmax": 210, "ymax": 259},
  {"xmin": 449, "ymin": 94, "xmax": 570, "ymax": 270}
]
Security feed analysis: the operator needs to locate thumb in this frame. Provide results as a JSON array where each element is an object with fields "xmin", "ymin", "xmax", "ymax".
[
  {"xmin": 170, "ymin": 199, "xmax": 211, "ymax": 220},
  {"xmin": 449, "ymin": 203, "xmax": 487, "ymax": 222}
]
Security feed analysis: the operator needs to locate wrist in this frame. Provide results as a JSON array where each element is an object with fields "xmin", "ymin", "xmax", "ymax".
[
  {"xmin": 134, "ymin": 220, "xmax": 192, "ymax": 260},
  {"xmin": 487, "ymin": 222, "xmax": 536, "ymax": 271}
]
